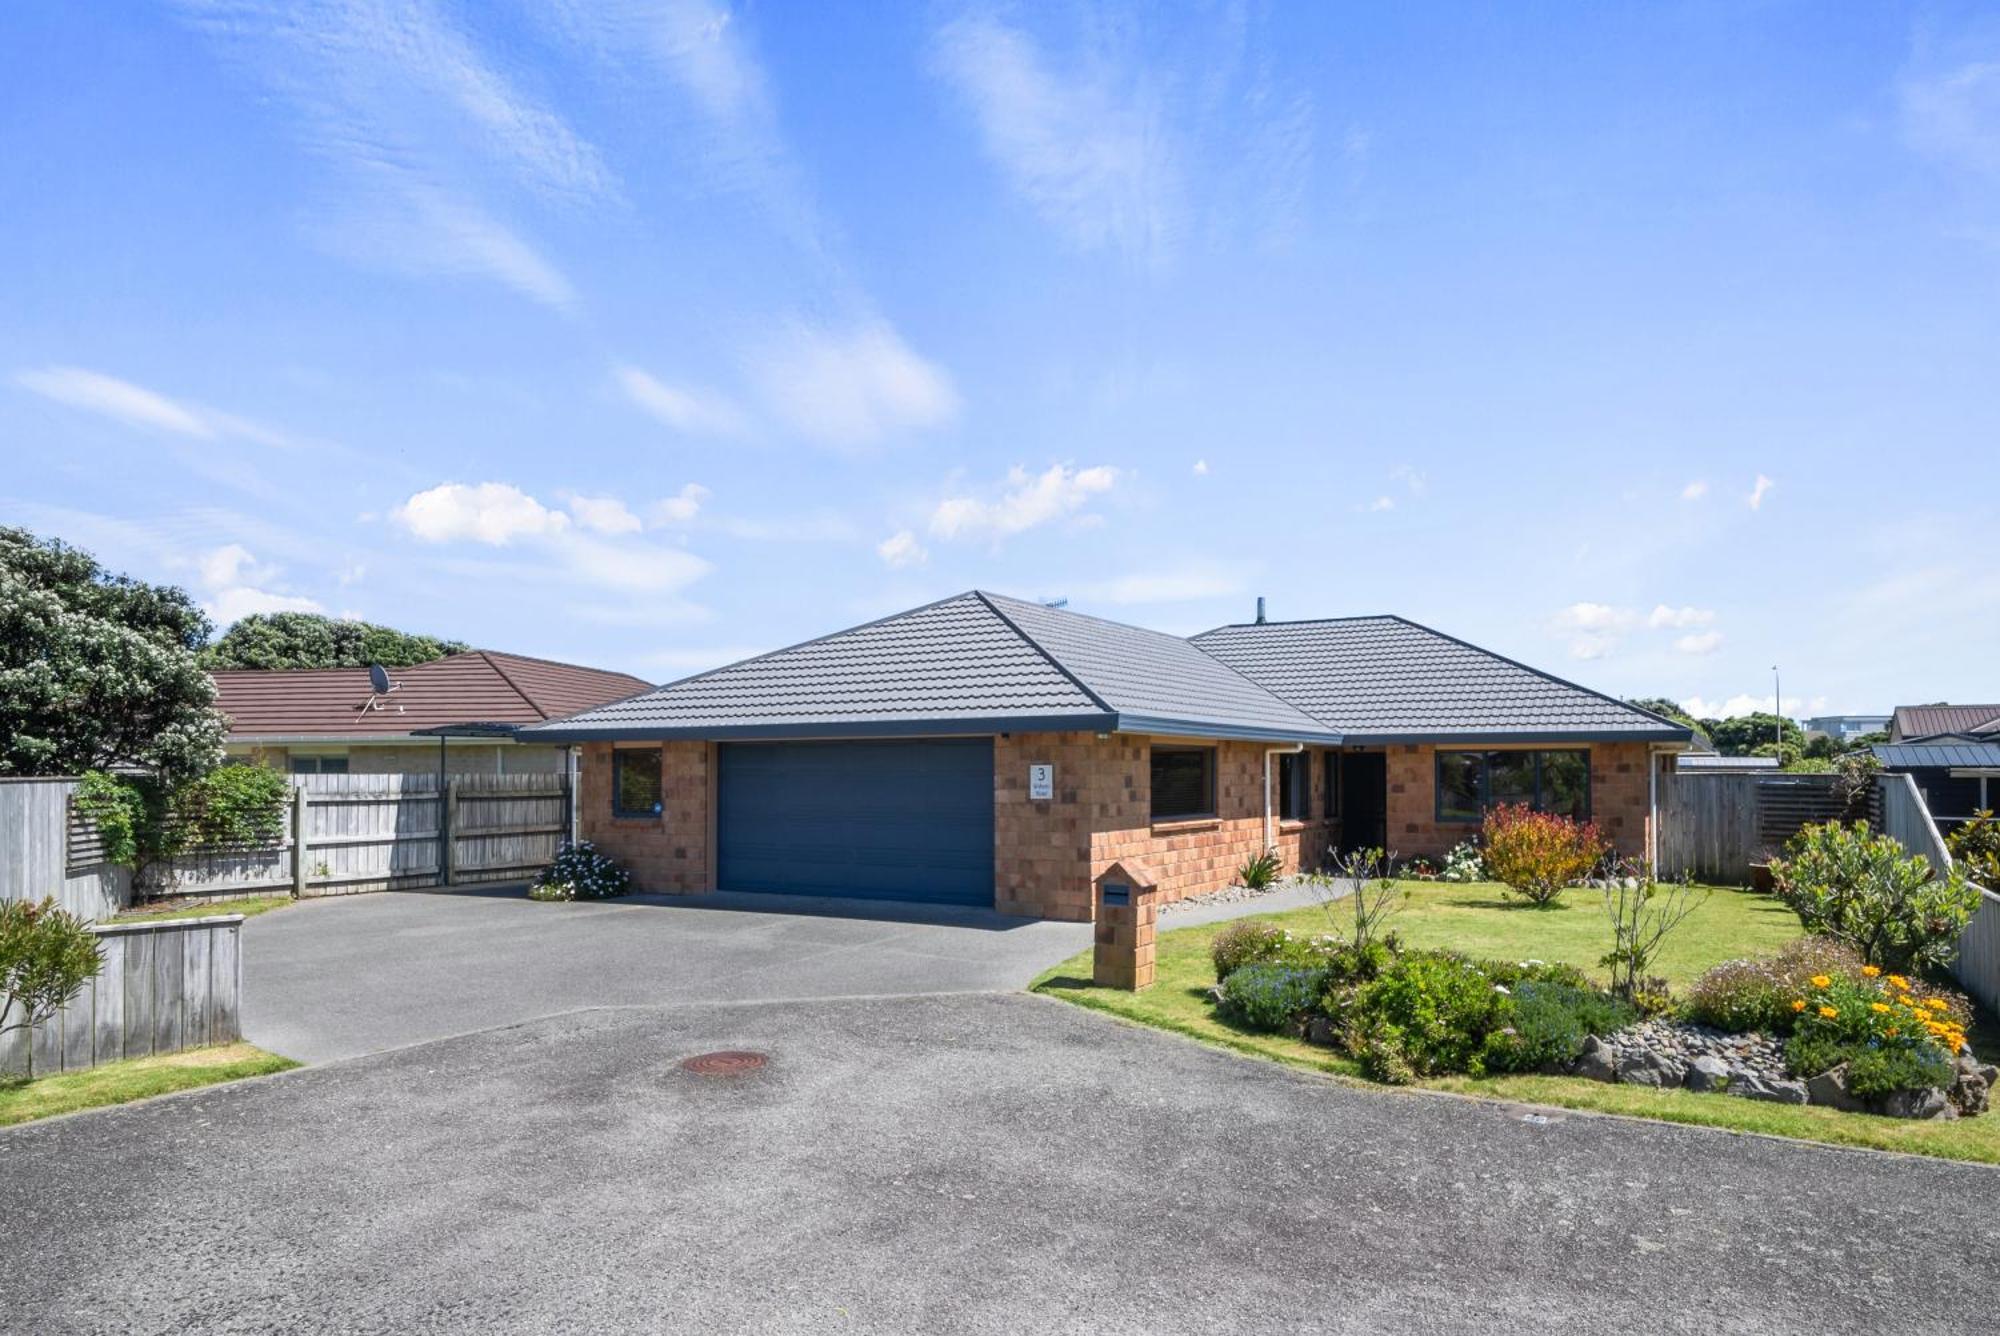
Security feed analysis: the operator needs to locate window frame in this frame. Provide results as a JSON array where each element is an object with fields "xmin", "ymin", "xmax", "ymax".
[
  {"xmin": 1277, "ymin": 751, "xmax": 1309, "ymax": 821},
  {"xmin": 1149, "ymin": 745, "xmax": 1218, "ymax": 823},
  {"xmin": 289, "ymin": 754, "xmax": 349, "ymax": 776},
  {"xmin": 611, "ymin": 747, "xmax": 665, "ymax": 819},
  {"xmin": 1433, "ymin": 749, "xmax": 1591, "ymax": 824}
]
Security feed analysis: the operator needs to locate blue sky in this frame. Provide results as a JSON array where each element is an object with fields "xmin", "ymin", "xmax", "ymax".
[{"xmin": 4, "ymin": 2, "xmax": 1997, "ymax": 718}]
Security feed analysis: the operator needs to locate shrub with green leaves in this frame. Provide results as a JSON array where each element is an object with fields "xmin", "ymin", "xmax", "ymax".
[
  {"xmin": 0, "ymin": 898, "xmax": 105, "ymax": 1077},
  {"xmin": 1216, "ymin": 964, "xmax": 1326, "ymax": 1032},
  {"xmin": 1210, "ymin": 919, "xmax": 1287, "ymax": 981},
  {"xmin": 1480, "ymin": 804, "xmax": 1607, "ymax": 907},
  {"xmin": 1351, "ymin": 951, "xmax": 1509, "ymax": 1078},
  {"xmin": 1684, "ymin": 936, "xmax": 1865, "ymax": 1034},
  {"xmin": 1947, "ymin": 811, "xmax": 2000, "ymax": 889},
  {"xmin": 528, "ymin": 841, "xmax": 632, "ymax": 902},
  {"xmin": 1480, "ymin": 981, "xmax": 1637, "ymax": 1074},
  {"xmin": 1236, "ymin": 850, "xmax": 1283, "ymax": 891},
  {"xmin": 1769, "ymin": 821, "xmax": 1982, "ymax": 975}
]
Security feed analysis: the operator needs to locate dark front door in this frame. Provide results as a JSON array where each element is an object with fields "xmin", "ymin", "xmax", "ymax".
[
  {"xmin": 716, "ymin": 739, "xmax": 995, "ymax": 906},
  {"xmin": 1339, "ymin": 752, "xmax": 1388, "ymax": 855}
]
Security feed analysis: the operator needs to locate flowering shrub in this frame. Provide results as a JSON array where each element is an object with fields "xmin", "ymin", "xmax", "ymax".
[
  {"xmin": 1782, "ymin": 967, "xmax": 1967, "ymax": 1095},
  {"xmin": 1210, "ymin": 919, "xmax": 1286, "ymax": 981},
  {"xmin": 1770, "ymin": 822, "xmax": 1981, "ymax": 974},
  {"xmin": 1684, "ymin": 937, "xmax": 1866, "ymax": 1034},
  {"xmin": 1402, "ymin": 857, "xmax": 1438, "ymax": 880},
  {"xmin": 1216, "ymin": 964, "xmax": 1325, "ymax": 1032},
  {"xmin": 1439, "ymin": 841, "xmax": 1484, "ymax": 884},
  {"xmin": 1480, "ymin": 805, "xmax": 1608, "ymax": 907},
  {"xmin": 528, "ymin": 841, "xmax": 632, "ymax": 902}
]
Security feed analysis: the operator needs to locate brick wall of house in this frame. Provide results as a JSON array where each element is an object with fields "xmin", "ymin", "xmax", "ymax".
[
  {"xmin": 1382, "ymin": 740, "xmax": 1656, "ymax": 862},
  {"xmin": 577, "ymin": 740, "xmax": 711, "ymax": 891},
  {"xmin": 993, "ymin": 732, "xmax": 1100, "ymax": 921}
]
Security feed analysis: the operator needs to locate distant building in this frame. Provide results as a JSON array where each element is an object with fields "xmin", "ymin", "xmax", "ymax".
[
  {"xmin": 1802, "ymin": 714, "xmax": 1890, "ymax": 742},
  {"xmin": 1888, "ymin": 704, "xmax": 2000, "ymax": 744},
  {"xmin": 1675, "ymin": 754, "xmax": 1781, "ymax": 773}
]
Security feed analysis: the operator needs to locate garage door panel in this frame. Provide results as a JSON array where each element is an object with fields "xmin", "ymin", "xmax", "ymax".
[{"xmin": 717, "ymin": 740, "xmax": 994, "ymax": 906}]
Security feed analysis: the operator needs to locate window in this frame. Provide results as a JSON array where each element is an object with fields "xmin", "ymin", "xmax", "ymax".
[
  {"xmin": 290, "ymin": 754, "xmax": 349, "ymax": 775},
  {"xmin": 1323, "ymin": 751, "xmax": 1341, "ymax": 819},
  {"xmin": 1277, "ymin": 752, "xmax": 1309, "ymax": 820},
  {"xmin": 613, "ymin": 748, "xmax": 664, "ymax": 818},
  {"xmin": 1434, "ymin": 750, "xmax": 1591, "ymax": 823},
  {"xmin": 1150, "ymin": 746, "xmax": 1216, "ymax": 821}
]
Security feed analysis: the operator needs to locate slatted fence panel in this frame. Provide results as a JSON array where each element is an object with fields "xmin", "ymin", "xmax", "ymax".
[
  {"xmin": 451, "ymin": 774, "xmax": 570, "ymax": 884},
  {"xmin": 296, "ymin": 773, "xmax": 443, "ymax": 894},
  {"xmin": 1656, "ymin": 772, "xmax": 1860, "ymax": 883},
  {"xmin": 0, "ymin": 916, "xmax": 243, "ymax": 1079},
  {"xmin": 1877, "ymin": 772, "xmax": 2000, "ymax": 1014},
  {"xmin": 0, "ymin": 778, "xmax": 131, "ymax": 918}
]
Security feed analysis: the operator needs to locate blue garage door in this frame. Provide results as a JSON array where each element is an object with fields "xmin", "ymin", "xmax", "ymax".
[{"xmin": 717, "ymin": 739, "xmax": 994, "ymax": 906}]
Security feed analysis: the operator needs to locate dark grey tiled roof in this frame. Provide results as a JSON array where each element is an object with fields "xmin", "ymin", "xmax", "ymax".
[
  {"xmin": 526, "ymin": 592, "xmax": 1338, "ymax": 743},
  {"xmin": 1874, "ymin": 742, "xmax": 2000, "ymax": 769},
  {"xmin": 1191, "ymin": 616, "xmax": 1691, "ymax": 742},
  {"xmin": 984, "ymin": 593, "xmax": 1335, "ymax": 742}
]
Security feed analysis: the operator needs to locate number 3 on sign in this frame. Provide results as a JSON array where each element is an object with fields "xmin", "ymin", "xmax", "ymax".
[{"xmin": 1028, "ymin": 764, "xmax": 1054, "ymax": 800}]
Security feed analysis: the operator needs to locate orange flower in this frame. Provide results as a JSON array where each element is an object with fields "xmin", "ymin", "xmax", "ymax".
[
  {"xmin": 1809, "ymin": 974, "xmax": 1833, "ymax": 989},
  {"xmin": 1870, "ymin": 1002, "xmax": 1890, "ymax": 1014},
  {"xmin": 1861, "ymin": 965, "xmax": 1882, "ymax": 978},
  {"xmin": 1817, "ymin": 1005, "xmax": 1839, "ymax": 1019},
  {"xmin": 1790, "ymin": 999, "xmax": 1807, "ymax": 1013}
]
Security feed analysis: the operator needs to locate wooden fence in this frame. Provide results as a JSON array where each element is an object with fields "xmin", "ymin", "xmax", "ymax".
[
  {"xmin": 1655, "ymin": 772, "xmax": 1865, "ymax": 882},
  {"xmin": 0, "ymin": 777, "xmax": 132, "ymax": 917},
  {"xmin": 0, "ymin": 915, "xmax": 242, "ymax": 1078},
  {"xmin": 141, "ymin": 772, "xmax": 571, "ymax": 899}
]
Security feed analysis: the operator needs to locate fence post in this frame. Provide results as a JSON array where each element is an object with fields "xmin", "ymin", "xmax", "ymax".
[
  {"xmin": 291, "ymin": 784, "xmax": 309, "ymax": 897},
  {"xmin": 443, "ymin": 777, "xmax": 459, "ymax": 886}
]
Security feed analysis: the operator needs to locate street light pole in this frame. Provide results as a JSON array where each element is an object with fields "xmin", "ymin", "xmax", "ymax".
[{"xmin": 1772, "ymin": 665, "xmax": 1782, "ymax": 752}]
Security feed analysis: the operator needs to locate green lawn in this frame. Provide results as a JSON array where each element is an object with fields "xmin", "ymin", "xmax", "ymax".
[
  {"xmin": 111, "ymin": 894, "xmax": 295, "ymax": 924},
  {"xmin": 1033, "ymin": 880, "xmax": 2000, "ymax": 1165},
  {"xmin": 0, "ymin": 1043, "xmax": 298, "ymax": 1128}
]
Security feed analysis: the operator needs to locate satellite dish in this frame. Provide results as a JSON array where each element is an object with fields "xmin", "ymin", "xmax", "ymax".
[{"xmin": 368, "ymin": 663, "xmax": 392, "ymax": 694}]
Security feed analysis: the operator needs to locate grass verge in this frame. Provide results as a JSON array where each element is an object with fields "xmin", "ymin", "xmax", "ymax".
[
  {"xmin": 111, "ymin": 895, "xmax": 295, "ymax": 924},
  {"xmin": 1033, "ymin": 881, "xmax": 2000, "ymax": 1165},
  {"xmin": 0, "ymin": 1043, "xmax": 298, "ymax": 1128}
]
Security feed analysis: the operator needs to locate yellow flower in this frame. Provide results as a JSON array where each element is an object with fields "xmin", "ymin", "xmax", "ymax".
[
  {"xmin": 1810, "ymin": 974, "xmax": 1832, "ymax": 989},
  {"xmin": 1818, "ymin": 1005, "xmax": 1839, "ymax": 1019},
  {"xmin": 1861, "ymin": 965, "xmax": 1881, "ymax": 978},
  {"xmin": 1790, "ymin": 999, "xmax": 1807, "ymax": 1013},
  {"xmin": 1926, "ymin": 998, "xmax": 1950, "ymax": 1011},
  {"xmin": 1888, "ymin": 974, "xmax": 1909, "ymax": 989},
  {"xmin": 1870, "ymin": 1002, "xmax": 1890, "ymax": 1013}
]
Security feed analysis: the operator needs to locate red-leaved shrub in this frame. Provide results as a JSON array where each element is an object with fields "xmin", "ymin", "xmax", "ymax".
[{"xmin": 1479, "ymin": 804, "xmax": 1607, "ymax": 907}]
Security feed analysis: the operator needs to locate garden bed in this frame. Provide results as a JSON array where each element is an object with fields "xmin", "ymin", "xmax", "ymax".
[{"xmin": 1033, "ymin": 881, "xmax": 2000, "ymax": 1164}]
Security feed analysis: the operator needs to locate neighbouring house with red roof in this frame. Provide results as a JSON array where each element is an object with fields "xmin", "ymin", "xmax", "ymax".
[{"xmin": 211, "ymin": 651, "xmax": 651, "ymax": 776}]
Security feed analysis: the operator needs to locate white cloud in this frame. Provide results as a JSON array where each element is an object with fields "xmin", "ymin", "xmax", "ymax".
[
  {"xmin": 205, "ymin": 585, "xmax": 324, "ymax": 624},
  {"xmin": 652, "ymin": 483, "xmax": 713, "ymax": 526},
  {"xmin": 1391, "ymin": 465, "xmax": 1427, "ymax": 496},
  {"xmin": 1568, "ymin": 635, "xmax": 1615, "ymax": 661},
  {"xmin": 13, "ymin": 365, "xmax": 301, "ymax": 449},
  {"xmin": 1555, "ymin": 602, "xmax": 1639, "ymax": 633},
  {"xmin": 1747, "ymin": 474, "xmax": 1776, "ymax": 510},
  {"xmin": 1674, "ymin": 630, "xmax": 1725, "ymax": 655},
  {"xmin": 1647, "ymin": 604, "xmax": 1716, "ymax": 630},
  {"xmin": 753, "ymin": 321, "xmax": 959, "ymax": 446},
  {"xmin": 1681, "ymin": 480, "xmax": 1708, "ymax": 501},
  {"xmin": 1192, "ymin": 458, "xmax": 1209, "ymax": 476},
  {"xmin": 174, "ymin": 0, "xmax": 607, "ymax": 309},
  {"xmin": 931, "ymin": 13, "xmax": 1180, "ymax": 264},
  {"xmin": 928, "ymin": 463, "xmax": 1118, "ymax": 541},
  {"xmin": 614, "ymin": 364, "xmax": 749, "ymax": 437},
  {"xmin": 566, "ymin": 494, "xmax": 643, "ymax": 536},
  {"xmin": 395, "ymin": 482, "xmax": 572, "ymax": 545},
  {"xmin": 876, "ymin": 530, "xmax": 928, "ymax": 568},
  {"xmin": 197, "ymin": 543, "xmax": 264, "ymax": 590},
  {"xmin": 185, "ymin": 541, "xmax": 322, "ymax": 626},
  {"xmin": 1683, "ymin": 694, "xmax": 1827, "ymax": 720},
  {"xmin": 1364, "ymin": 496, "xmax": 1395, "ymax": 512}
]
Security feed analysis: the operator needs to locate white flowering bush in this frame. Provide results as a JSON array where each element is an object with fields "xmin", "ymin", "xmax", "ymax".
[
  {"xmin": 528, "ymin": 841, "xmax": 632, "ymax": 902},
  {"xmin": 1440, "ymin": 841, "xmax": 1484, "ymax": 884}
]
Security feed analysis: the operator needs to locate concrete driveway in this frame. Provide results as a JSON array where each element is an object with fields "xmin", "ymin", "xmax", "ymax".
[
  {"xmin": 243, "ymin": 885, "xmax": 1092, "ymax": 1062},
  {"xmin": 5, "ymin": 992, "xmax": 1995, "ymax": 1334}
]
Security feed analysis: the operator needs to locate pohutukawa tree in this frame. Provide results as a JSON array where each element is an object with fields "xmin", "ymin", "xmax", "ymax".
[{"xmin": 0, "ymin": 526, "xmax": 224, "ymax": 781}]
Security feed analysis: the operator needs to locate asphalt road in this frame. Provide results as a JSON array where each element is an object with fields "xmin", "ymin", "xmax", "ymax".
[
  {"xmin": 5, "ymin": 992, "xmax": 1995, "ymax": 1335},
  {"xmin": 243, "ymin": 886, "xmax": 1093, "ymax": 1062}
]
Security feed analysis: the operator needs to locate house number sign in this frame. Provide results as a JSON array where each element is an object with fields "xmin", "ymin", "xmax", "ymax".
[{"xmin": 1029, "ymin": 763, "xmax": 1054, "ymax": 800}]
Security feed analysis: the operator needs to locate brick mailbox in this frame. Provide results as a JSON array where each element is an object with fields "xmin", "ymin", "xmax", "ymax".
[{"xmin": 1093, "ymin": 859, "xmax": 1161, "ymax": 991}]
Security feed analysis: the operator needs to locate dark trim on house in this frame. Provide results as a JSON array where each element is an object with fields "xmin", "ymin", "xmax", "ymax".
[
  {"xmin": 1335, "ymin": 729, "xmax": 1689, "ymax": 745},
  {"xmin": 532, "ymin": 711, "xmax": 1343, "ymax": 746}
]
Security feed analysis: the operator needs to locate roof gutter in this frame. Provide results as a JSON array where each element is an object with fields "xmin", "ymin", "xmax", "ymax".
[{"xmin": 523, "ymin": 711, "xmax": 1342, "ymax": 747}]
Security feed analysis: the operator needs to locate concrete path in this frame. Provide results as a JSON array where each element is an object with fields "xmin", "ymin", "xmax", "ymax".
[
  {"xmin": 5, "ymin": 992, "xmax": 1993, "ymax": 1335},
  {"xmin": 243, "ymin": 885, "xmax": 1093, "ymax": 1062}
]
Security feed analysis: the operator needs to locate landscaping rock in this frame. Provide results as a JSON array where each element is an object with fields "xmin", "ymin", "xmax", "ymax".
[
  {"xmin": 1616, "ymin": 1048, "xmax": 1686, "ymax": 1089},
  {"xmin": 1879, "ymin": 1086, "xmax": 1956, "ymax": 1121},
  {"xmin": 1726, "ymin": 1072, "xmax": 1809, "ymax": 1105},
  {"xmin": 1947, "ymin": 1053, "xmax": 1994, "ymax": 1118},
  {"xmin": 1805, "ymin": 1065, "xmax": 1869, "ymax": 1114},
  {"xmin": 1573, "ymin": 1035, "xmax": 1618, "ymax": 1083},
  {"xmin": 1685, "ymin": 1055, "xmax": 1732, "ymax": 1093}
]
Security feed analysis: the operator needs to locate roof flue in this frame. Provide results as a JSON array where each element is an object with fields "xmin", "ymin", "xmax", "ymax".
[{"xmin": 1255, "ymin": 596, "xmax": 1266, "ymax": 625}]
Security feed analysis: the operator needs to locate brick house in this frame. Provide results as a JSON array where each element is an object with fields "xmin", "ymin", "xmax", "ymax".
[{"xmin": 526, "ymin": 592, "xmax": 1694, "ymax": 922}]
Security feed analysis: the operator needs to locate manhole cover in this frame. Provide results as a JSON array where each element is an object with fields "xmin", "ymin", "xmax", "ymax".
[{"xmin": 680, "ymin": 1050, "xmax": 768, "ymax": 1077}]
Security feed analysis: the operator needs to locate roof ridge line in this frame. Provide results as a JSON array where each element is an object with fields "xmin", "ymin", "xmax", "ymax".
[
  {"xmin": 1190, "ymin": 613, "xmax": 1401, "ymax": 637},
  {"xmin": 476, "ymin": 649, "xmax": 549, "ymax": 721},
  {"xmin": 473, "ymin": 647, "xmax": 649, "ymax": 681},
  {"xmin": 973, "ymin": 591, "xmax": 1117, "ymax": 716}
]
